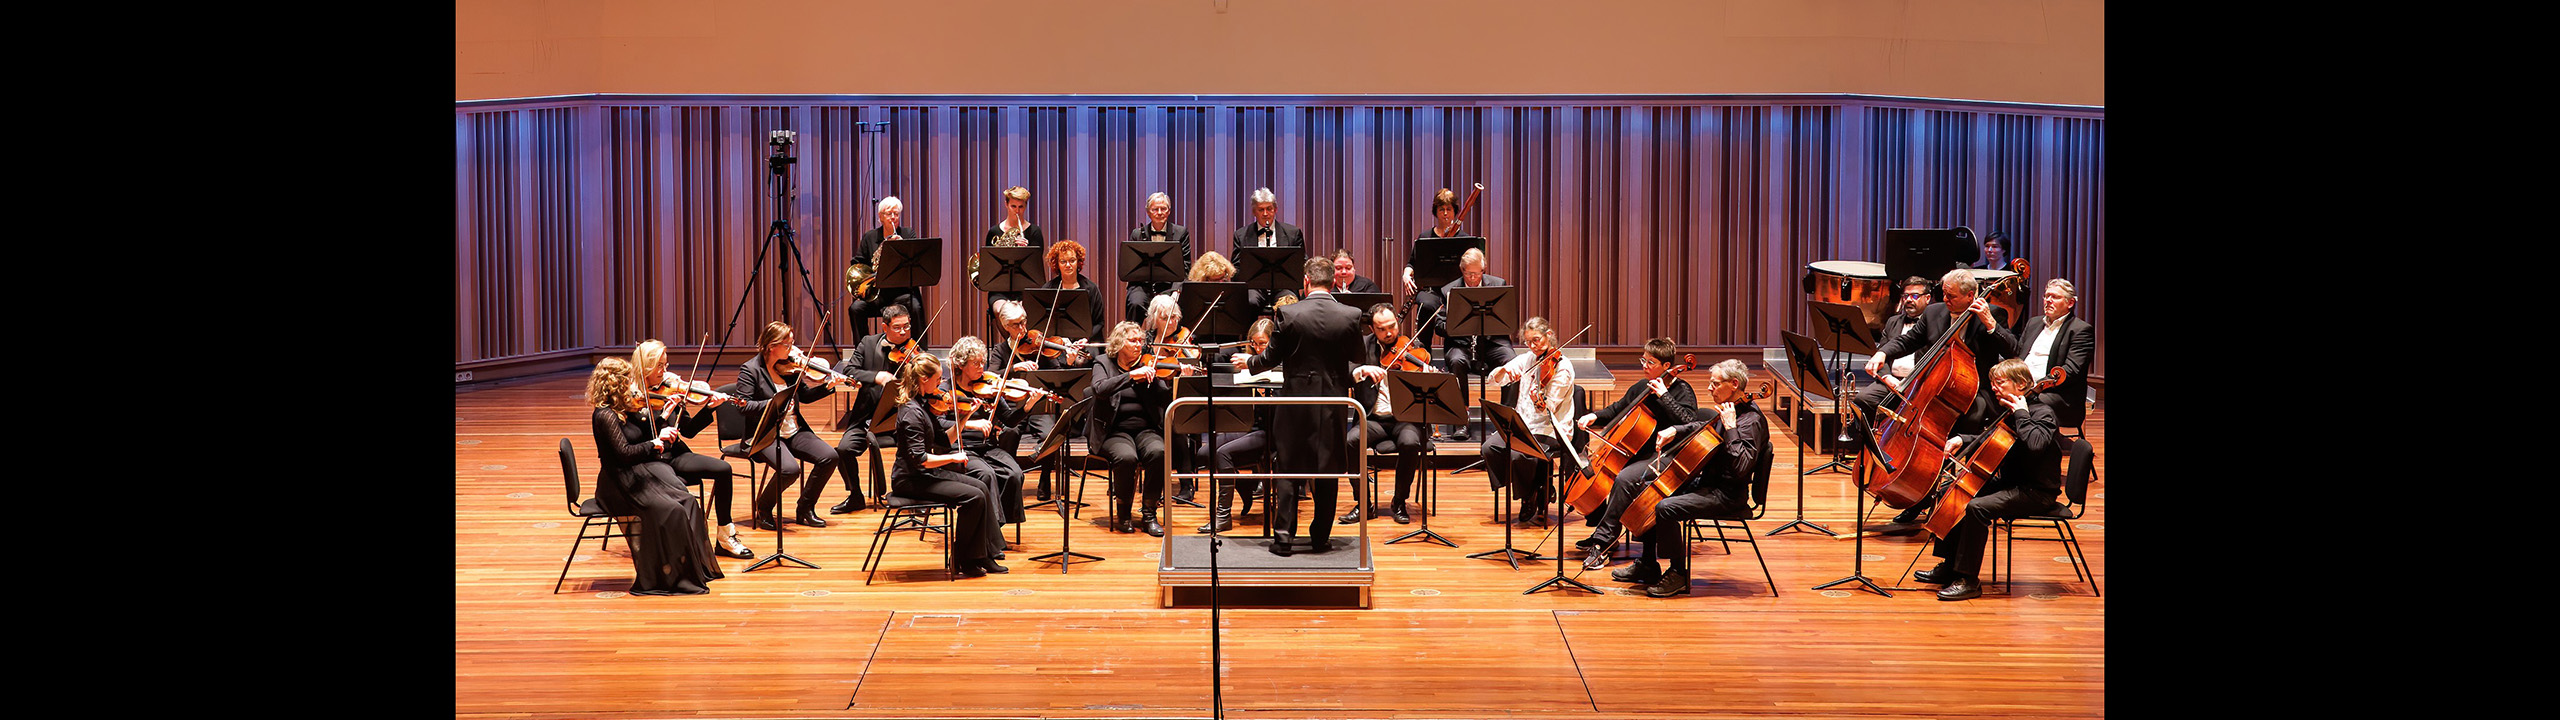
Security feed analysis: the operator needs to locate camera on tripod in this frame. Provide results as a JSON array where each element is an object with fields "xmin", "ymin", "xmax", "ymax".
[
  {"xmin": 767, "ymin": 130, "xmax": 797, "ymax": 173},
  {"xmin": 768, "ymin": 130, "xmax": 797, "ymax": 148}
]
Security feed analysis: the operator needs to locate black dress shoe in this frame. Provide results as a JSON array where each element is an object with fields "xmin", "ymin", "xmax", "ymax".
[
  {"xmin": 1913, "ymin": 565, "xmax": 1956, "ymax": 585},
  {"xmin": 751, "ymin": 514, "xmax": 784, "ymax": 532},
  {"xmin": 829, "ymin": 498, "xmax": 863, "ymax": 514},
  {"xmin": 1644, "ymin": 569, "xmax": 1691, "ymax": 598},
  {"xmin": 1302, "ymin": 537, "xmax": 1333, "ymax": 554},
  {"xmin": 1581, "ymin": 551, "xmax": 1613, "ymax": 571},
  {"xmin": 1270, "ymin": 539, "xmax": 1294, "ymax": 557},
  {"xmin": 1390, "ymin": 504, "xmax": 1411, "ymax": 524},
  {"xmin": 792, "ymin": 510, "xmax": 829, "ymax": 528},
  {"xmin": 1575, "ymin": 528, "xmax": 1618, "ymax": 550},
  {"xmin": 1936, "ymin": 577, "xmax": 1981, "ymax": 601},
  {"xmin": 1337, "ymin": 509, "xmax": 1365, "ymax": 525},
  {"xmin": 1117, "ymin": 517, "xmax": 1136, "ymax": 534},
  {"xmin": 1197, "ymin": 518, "xmax": 1234, "ymax": 534},
  {"xmin": 955, "ymin": 562, "xmax": 988, "ymax": 578},
  {"xmin": 978, "ymin": 559, "xmax": 1011, "ymax": 574},
  {"xmin": 1035, "ymin": 487, "xmax": 1052, "ymax": 501},
  {"xmin": 715, "ymin": 535, "xmax": 756, "ymax": 559},
  {"xmin": 992, "ymin": 551, "xmax": 1007, "ymax": 560},
  {"xmin": 1611, "ymin": 562, "xmax": 1662, "ymax": 584}
]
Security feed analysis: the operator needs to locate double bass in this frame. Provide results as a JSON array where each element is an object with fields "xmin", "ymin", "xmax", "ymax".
[
  {"xmin": 1622, "ymin": 382, "xmax": 1769, "ymax": 537},
  {"xmin": 1859, "ymin": 258, "xmax": 2031, "ymax": 509}
]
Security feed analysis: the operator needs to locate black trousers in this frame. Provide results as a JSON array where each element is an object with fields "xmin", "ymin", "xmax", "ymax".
[
  {"xmin": 1442, "ymin": 336, "xmax": 1515, "ymax": 398},
  {"xmin": 1637, "ymin": 487, "xmax": 1746, "ymax": 570},
  {"xmin": 1482, "ymin": 433, "xmax": 1570, "ymax": 504},
  {"xmin": 1589, "ymin": 451, "xmax": 1665, "ymax": 534},
  {"xmin": 893, "ymin": 468, "xmax": 1004, "ymax": 563},
  {"xmin": 965, "ymin": 446, "xmax": 1026, "ymax": 525},
  {"xmin": 1097, "ymin": 428, "xmax": 1167, "ymax": 512},
  {"xmin": 1411, "ymin": 285, "xmax": 1445, "ymax": 354},
  {"xmin": 663, "ymin": 450, "xmax": 735, "ymax": 526},
  {"xmin": 1126, "ymin": 284, "xmax": 1173, "ymax": 330},
  {"xmin": 750, "ymin": 430, "xmax": 839, "ymax": 516},
  {"xmin": 1354, "ymin": 417, "xmax": 1427, "ymax": 503},
  {"xmin": 1930, "ymin": 484, "xmax": 2061, "ymax": 578},
  {"xmin": 834, "ymin": 426, "xmax": 884, "ymax": 503}
]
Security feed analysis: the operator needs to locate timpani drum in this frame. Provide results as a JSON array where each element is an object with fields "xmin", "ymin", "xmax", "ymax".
[
  {"xmin": 1968, "ymin": 267, "xmax": 2025, "ymax": 328},
  {"xmin": 1804, "ymin": 260, "xmax": 1895, "ymax": 328}
]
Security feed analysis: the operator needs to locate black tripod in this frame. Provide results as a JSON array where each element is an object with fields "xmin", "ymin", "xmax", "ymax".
[{"xmin": 710, "ymin": 130, "xmax": 841, "ymax": 573}]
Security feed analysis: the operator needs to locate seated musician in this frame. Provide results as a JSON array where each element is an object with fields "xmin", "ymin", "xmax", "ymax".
[
  {"xmin": 1031, "ymin": 239, "xmax": 1108, "ymax": 346},
  {"xmin": 1202, "ymin": 317, "xmax": 1279, "ymax": 533},
  {"xmin": 990, "ymin": 299, "xmax": 1089, "ymax": 502},
  {"xmin": 889, "ymin": 354, "xmax": 1010, "ymax": 577},
  {"xmin": 1614, "ymin": 359, "xmax": 1764, "ymax": 598},
  {"xmin": 1338, "ymin": 303, "xmax": 1432, "ymax": 525},
  {"xmin": 1846, "ymin": 276, "xmax": 1934, "ymax": 428},
  {"xmin": 1231, "ymin": 187, "xmax": 1306, "ymax": 314},
  {"xmin": 851, "ymin": 196, "xmax": 925, "ymax": 329},
  {"xmin": 1436, "ymin": 247, "xmax": 1512, "ymax": 442},
  {"xmin": 1088, "ymin": 321, "xmax": 1190, "ymax": 536},
  {"xmin": 1401, "ymin": 187, "xmax": 1470, "ymax": 356},
  {"xmin": 630, "ymin": 340, "xmax": 751, "ymax": 559},
  {"xmin": 1139, "ymin": 293, "xmax": 1211, "ymax": 503},
  {"xmin": 828, "ymin": 304, "xmax": 916, "ymax": 515},
  {"xmin": 1480, "ymin": 316, "xmax": 1575, "ymax": 525},
  {"xmin": 1328, "ymin": 248, "xmax": 1384, "ymax": 294},
  {"xmin": 586, "ymin": 358, "xmax": 724, "ymax": 595},
  {"xmin": 1571, "ymin": 338, "xmax": 1704, "ymax": 565},
  {"xmin": 1914, "ymin": 358, "xmax": 2060, "ymax": 601},
  {"xmin": 1125, "ymin": 192, "xmax": 1192, "ymax": 332},
  {"xmin": 1862, "ymin": 268, "xmax": 2019, "ymax": 532},
  {"xmin": 2017, "ymin": 279, "xmax": 2093, "ymax": 429},
  {"xmin": 980, "ymin": 186, "xmax": 1046, "ymax": 323},
  {"xmin": 736, "ymin": 321, "xmax": 851, "ymax": 531},
  {"xmin": 945, "ymin": 336, "xmax": 1045, "ymax": 549}
]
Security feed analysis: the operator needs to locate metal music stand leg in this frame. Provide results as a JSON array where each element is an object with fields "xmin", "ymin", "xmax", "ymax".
[
  {"xmin": 1523, "ymin": 458, "xmax": 1600, "ymax": 595},
  {"xmin": 743, "ymin": 460, "xmax": 820, "ymax": 572},
  {"xmin": 1387, "ymin": 445, "xmax": 1456, "ymax": 548},
  {"xmin": 1465, "ymin": 473, "xmax": 1538, "ymax": 570},
  {"xmin": 1768, "ymin": 428, "xmax": 1837, "ymax": 537},
  {"xmin": 1026, "ymin": 451, "xmax": 1101, "ymax": 571},
  {"xmin": 1810, "ymin": 454, "xmax": 1890, "ymax": 597}
]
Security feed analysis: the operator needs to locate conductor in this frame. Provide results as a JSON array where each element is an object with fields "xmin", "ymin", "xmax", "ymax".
[{"xmin": 1230, "ymin": 257, "xmax": 1386, "ymax": 557}]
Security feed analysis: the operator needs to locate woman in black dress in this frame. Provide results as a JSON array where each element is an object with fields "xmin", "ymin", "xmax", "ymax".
[
  {"xmin": 586, "ymin": 358, "xmax": 724, "ymax": 595},
  {"xmin": 890, "ymin": 354, "xmax": 1010, "ymax": 577}
]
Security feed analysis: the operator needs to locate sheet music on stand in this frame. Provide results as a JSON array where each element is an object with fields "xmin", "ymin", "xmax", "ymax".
[
  {"xmin": 1119, "ymin": 240, "xmax": 1189, "ymax": 285},
  {"xmin": 874, "ymin": 238, "xmax": 945, "ymax": 288},
  {"xmin": 972, "ymin": 245, "xmax": 1046, "ymax": 292},
  {"xmin": 1022, "ymin": 288, "xmax": 1097, "ymax": 342}
]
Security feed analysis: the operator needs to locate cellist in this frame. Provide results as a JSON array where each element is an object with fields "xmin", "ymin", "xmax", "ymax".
[
  {"xmin": 1612, "ymin": 359, "xmax": 1763, "ymax": 599},
  {"xmin": 1913, "ymin": 358, "xmax": 2060, "ymax": 601},
  {"xmin": 1863, "ymin": 268, "xmax": 2020, "ymax": 532},
  {"xmin": 1571, "ymin": 338, "xmax": 1703, "ymax": 565}
]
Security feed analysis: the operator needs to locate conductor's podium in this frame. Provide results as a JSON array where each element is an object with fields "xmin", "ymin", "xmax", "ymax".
[{"xmin": 1157, "ymin": 395, "xmax": 1376, "ymax": 608}]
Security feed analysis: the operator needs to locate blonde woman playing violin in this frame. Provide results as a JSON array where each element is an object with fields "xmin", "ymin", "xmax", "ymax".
[{"xmin": 736, "ymin": 321, "xmax": 850, "ymax": 532}]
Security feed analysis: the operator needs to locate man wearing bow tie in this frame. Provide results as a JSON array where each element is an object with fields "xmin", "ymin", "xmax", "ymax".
[{"xmin": 1231, "ymin": 187, "xmax": 1305, "ymax": 313}]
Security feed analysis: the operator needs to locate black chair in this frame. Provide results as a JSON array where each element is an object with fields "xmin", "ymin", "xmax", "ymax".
[
  {"xmin": 554, "ymin": 438, "xmax": 640, "ymax": 594},
  {"xmin": 709, "ymin": 383, "xmax": 769, "ymax": 528},
  {"xmin": 863, "ymin": 494, "xmax": 957, "ymax": 584},
  {"xmin": 1679, "ymin": 426, "xmax": 1781, "ymax": 597},
  {"xmin": 1990, "ymin": 437, "xmax": 2099, "ymax": 597}
]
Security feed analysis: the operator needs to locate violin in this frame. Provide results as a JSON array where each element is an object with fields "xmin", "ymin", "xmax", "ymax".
[
  {"xmin": 1377, "ymin": 304, "xmax": 1443, "ymax": 374},
  {"xmin": 1137, "ymin": 326, "xmax": 1201, "ymax": 379},
  {"xmin": 1012, "ymin": 333, "xmax": 1093, "ymax": 361},
  {"xmin": 648, "ymin": 373, "xmax": 732, "ymax": 410},
  {"xmin": 780, "ymin": 348, "xmax": 859, "ymax": 388}
]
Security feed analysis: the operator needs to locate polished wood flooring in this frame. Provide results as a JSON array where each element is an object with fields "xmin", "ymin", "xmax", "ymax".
[{"xmin": 456, "ymin": 369, "xmax": 2106, "ymax": 718}]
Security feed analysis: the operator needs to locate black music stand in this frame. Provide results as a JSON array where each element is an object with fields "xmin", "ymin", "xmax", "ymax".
[
  {"xmin": 1466, "ymin": 400, "xmax": 1547, "ymax": 570},
  {"xmin": 1018, "ymin": 368, "xmax": 1093, "ymax": 515},
  {"xmin": 1021, "ymin": 288, "xmax": 1097, "ymax": 344},
  {"xmin": 972, "ymin": 246, "xmax": 1045, "ymax": 293},
  {"xmin": 1025, "ymin": 396, "xmax": 1104, "ymax": 571},
  {"xmin": 1808, "ymin": 381, "xmax": 1903, "ymax": 599},
  {"xmin": 1408, "ymin": 236, "xmax": 1484, "ymax": 291},
  {"xmin": 1883, "ymin": 227, "xmax": 1979, "ymax": 294},
  {"xmin": 875, "ymin": 238, "xmax": 944, "ymax": 291},
  {"xmin": 1234, "ymin": 246, "xmax": 1306, "ymax": 312},
  {"xmin": 743, "ymin": 383, "xmax": 819, "ymax": 572},
  {"xmin": 1770, "ymin": 331, "xmax": 1843, "ymax": 539},
  {"xmin": 1445, "ymin": 285, "xmax": 1518, "ymax": 438},
  {"xmin": 1489, "ymin": 402, "xmax": 1598, "ymax": 594},
  {"xmin": 1174, "ymin": 282, "xmax": 1253, "ymax": 339},
  {"xmin": 1119, "ymin": 240, "xmax": 1189, "ymax": 286},
  {"xmin": 1802, "ymin": 301, "xmax": 1880, "ymax": 475},
  {"xmin": 1382, "ymin": 370, "xmax": 1464, "ymax": 548}
]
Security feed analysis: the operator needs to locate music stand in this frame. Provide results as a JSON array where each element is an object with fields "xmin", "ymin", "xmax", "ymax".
[
  {"xmin": 1465, "ymin": 400, "xmax": 1548, "ymax": 570},
  {"xmin": 875, "ymin": 238, "xmax": 944, "ymax": 290},
  {"xmin": 1883, "ymin": 228, "xmax": 1978, "ymax": 294},
  {"xmin": 1118, "ymin": 240, "xmax": 1189, "ymax": 285},
  {"xmin": 743, "ymin": 385, "xmax": 819, "ymax": 572},
  {"xmin": 1234, "ymin": 246, "xmax": 1306, "ymax": 313},
  {"xmin": 972, "ymin": 246, "xmax": 1045, "ymax": 293},
  {"xmin": 1769, "ymin": 331, "xmax": 1842, "ymax": 539},
  {"xmin": 1019, "ymin": 368, "xmax": 1093, "ymax": 515},
  {"xmin": 1021, "ymin": 288, "xmax": 1097, "ymax": 343},
  {"xmin": 1173, "ymin": 282, "xmax": 1253, "ymax": 339},
  {"xmin": 1444, "ymin": 284, "xmax": 1518, "ymax": 437},
  {"xmin": 1408, "ymin": 236, "xmax": 1485, "ymax": 290},
  {"xmin": 1025, "ymin": 396, "xmax": 1104, "ymax": 571},
  {"xmin": 1802, "ymin": 301, "xmax": 1880, "ymax": 475},
  {"xmin": 1169, "ymin": 376, "xmax": 1256, "ymax": 436},
  {"xmin": 1382, "ymin": 370, "xmax": 1463, "ymax": 548}
]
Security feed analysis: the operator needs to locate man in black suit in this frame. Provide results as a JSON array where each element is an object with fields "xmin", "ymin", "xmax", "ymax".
[
  {"xmin": 2014, "ymin": 278, "xmax": 2094, "ymax": 429},
  {"xmin": 1847, "ymin": 276, "xmax": 1936, "ymax": 426},
  {"xmin": 1231, "ymin": 257, "xmax": 1386, "ymax": 557},
  {"xmin": 1126, "ymin": 192, "xmax": 1192, "ymax": 330},
  {"xmin": 828, "ymin": 304, "xmax": 917, "ymax": 514},
  {"xmin": 851, "ymin": 196, "xmax": 926, "ymax": 333},
  {"xmin": 1912, "ymin": 358, "xmax": 2062, "ymax": 601},
  {"xmin": 1436, "ymin": 247, "xmax": 1512, "ymax": 442},
  {"xmin": 1327, "ymin": 248, "xmax": 1384, "ymax": 294},
  {"xmin": 1232, "ymin": 187, "xmax": 1306, "ymax": 313}
]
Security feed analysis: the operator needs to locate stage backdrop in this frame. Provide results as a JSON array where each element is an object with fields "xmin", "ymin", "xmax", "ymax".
[{"xmin": 455, "ymin": 94, "xmax": 2103, "ymax": 385}]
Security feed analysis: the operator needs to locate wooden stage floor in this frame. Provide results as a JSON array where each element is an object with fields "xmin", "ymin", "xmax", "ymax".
[{"xmin": 456, "ymin": 368, "xmax": 2106, "ymax": 718}]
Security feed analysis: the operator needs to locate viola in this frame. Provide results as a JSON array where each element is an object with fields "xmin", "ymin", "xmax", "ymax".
[
  {"xmin": 1138, "ymin": 326, "xmax": 1200, "ymax": 379},
  {"xmin": 1013, "ymin": 333, "xmax": 1092, "ymax": 360}
]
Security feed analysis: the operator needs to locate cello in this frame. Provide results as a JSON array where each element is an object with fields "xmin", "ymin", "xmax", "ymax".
[
  {"xmin": 1917, "ymin": 367, "xmax": 2064, "ymax": 539},
  {"xmin": 1570, "ymin": 353, "xmax": 1696, "ymax": 518},
  {"xmin": 1859, "ymin": 258, "xmax": 2030, "ymax": 509},
  {"xmin": 1622, "ymin": 381, "xmax": 1769, "ymax": 538}
]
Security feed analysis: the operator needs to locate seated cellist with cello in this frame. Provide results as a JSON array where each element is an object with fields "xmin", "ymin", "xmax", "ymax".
[
  {"xmin": 1571, "ymin": 338, "xmax": 1703, "ymax": 567},
  {"xmin": 1912, "ymin": 357, "xmax": 2060, "ymax": 601},
  {"xmin": 1611, "ymin": 359, "xmax": 1764, "ymax": 598}
]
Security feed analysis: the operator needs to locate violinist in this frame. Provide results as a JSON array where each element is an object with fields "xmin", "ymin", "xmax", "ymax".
[
  {"xmin": 736, "ymin": 321, "xmax": 847, "ymax": 531},
  {"xmin": 631, "ymin": 340, "xmax": 753, "ymax": 559},
  {"xmin": 1337, "ymin": 303, "xmax": 1432, "ymax": 525},
  {"xmin": 980, "ymin": 186, "xmax": 1047, "ymax": 326},
  {"xmin": 889, "ymin": 354, "xmax": 1011, "ymax": 577},
  {"xmin": 1328, "ymin": 248, "xmax": 1384, "ymax": 294},
  {"xmin": 585, "ymin": 358, "xmax": 724, "ymax": 595},
  {"xmin": 1088, "ymin": 321, "xmax": 1177, "ymax": 536},
  {"xmin": 1125, "ymin": 192, "xmax": 1191, "ymax": 331},
  {"xmin": 826, "ymin": 304, "xmax": 917, "ymax": 515},
  {"xmin": 1401, "ymin": 187, "xmax": 1469, "ymax": 356},
  {"xmin": 1436, "ymin": 247, "xmax": 1512, "ymax": 442},
  {"xmin": 1480, "ymin": 316, "xmax": 1573, "ymax": 525},
  {"xmin": 1915, "ymin": 358, "xmax": 2060, "ymax": 601},
  {"xmin": 992, "ymin": 299, "xmax": 1087, "ymax": 503},
  {"xmin": 1031, "ymin": 239, "xmax": 1108, "ymax": 345},
  {"xmin": 1200, "ymin": 317, "xmax": 1278, "ymax": 534},
  {"xmin": 1139, "ymin": 293, "xmax": 1213, "ymax": 502},
  {"xmin": 1570, "ymin": 338, "xmax": 1704, "ymax": 564},
  {"xmin": 944, "ymin": 336, "xmax": 1038, "ymax": 538},
  {"xmin": 1228, "ymin": 257, "xmax": 1385, "ymax": 557},
  {"xmin": 1611, "ymin": 359, "xmax": 1763, "ymax": 598},
  {"xmin": 1863, "ymin": 268, "xmax": 2020, "ymax": 532},
  {"xmin": 852, "ymin": 196, "xmax": 925, "ymax": 332}
]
